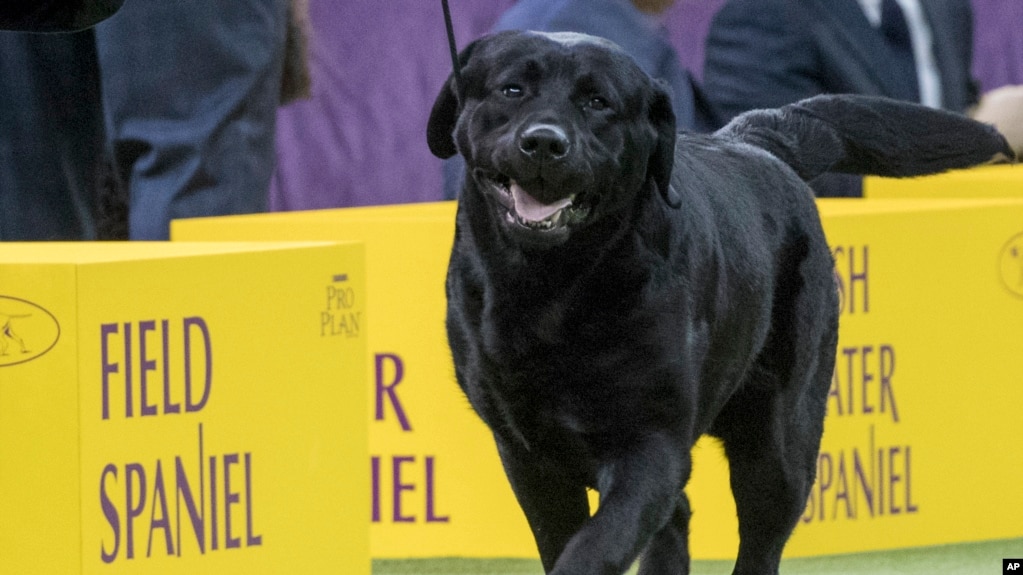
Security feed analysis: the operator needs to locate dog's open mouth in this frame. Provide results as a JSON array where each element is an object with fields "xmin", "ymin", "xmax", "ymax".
[{"xmin": 487, "ymin": 176, "xmax": 590, "ymax": 232}]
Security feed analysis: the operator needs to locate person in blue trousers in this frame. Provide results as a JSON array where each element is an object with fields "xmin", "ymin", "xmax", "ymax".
[{"xmin": 0, "ymin": 0, "xmax": 288, "ymax": 240}]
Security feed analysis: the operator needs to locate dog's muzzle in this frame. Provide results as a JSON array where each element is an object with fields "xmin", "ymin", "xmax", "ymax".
[
  {"xmin": 476, "ymin": 172, "xmax": 591, "ymax": 235},
  {"xmin": 474, "ymin": 123, "xmax": 593, "ymax": 240}
]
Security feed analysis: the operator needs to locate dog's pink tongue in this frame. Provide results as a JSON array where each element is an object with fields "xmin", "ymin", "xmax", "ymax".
[{"xmin": 510, "ymin": 181, "xmax": 571, "ymax": 222}]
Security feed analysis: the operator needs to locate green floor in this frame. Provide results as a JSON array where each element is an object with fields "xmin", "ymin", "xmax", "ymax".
[{"xmin": 374, "ymin": 537, "xmax": 1023, "ymax": 574}]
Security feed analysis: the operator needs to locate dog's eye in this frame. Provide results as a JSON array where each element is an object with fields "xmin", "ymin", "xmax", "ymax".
[
  {"xmin": 586, "ymin": 96, "xmax": 609, "ymax": 111},
  {"xmin": 501, "ymin": 84, "xmax": 524, "ymax": 98}
]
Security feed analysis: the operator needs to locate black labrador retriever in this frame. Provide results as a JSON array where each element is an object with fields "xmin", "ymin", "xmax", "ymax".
[{"xmin": 427, "ymin": 31, "xmax": 1012, "ymax": 575}]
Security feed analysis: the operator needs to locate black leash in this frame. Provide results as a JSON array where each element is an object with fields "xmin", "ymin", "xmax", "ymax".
[{"xmin": 441, "ymin": 0, "xmax": 464, "ymax": 101}]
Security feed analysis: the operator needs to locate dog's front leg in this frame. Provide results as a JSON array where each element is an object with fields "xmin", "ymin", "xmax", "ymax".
[
  {"xmin": 551, "ymin": 433, "xmax": 690, "ymax": 575},
  {"xmin": 495, "ymin": 439, "xmax": 591, "ymax": 573}
]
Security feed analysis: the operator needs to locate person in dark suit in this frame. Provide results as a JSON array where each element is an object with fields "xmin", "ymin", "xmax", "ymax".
[
  {"xmin": 702, "ymin": 0, "xmax": 985, "ymax": 195},
  {"xmin": 703, "ymin": 0, "xmax": 978, "ymax": 118},
  {"xmin": 0, "ymin": 0, "xmax": 293, "ymax": 240}
]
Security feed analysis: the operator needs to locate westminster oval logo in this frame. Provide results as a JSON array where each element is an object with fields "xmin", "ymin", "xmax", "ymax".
[
  {"xmin": 0, "ymin": 296, "xmax": 61, "ymax": 367},
  {"xmin": 1000, "ymin": 232, "xmax": 1023, "ymax": 299}
]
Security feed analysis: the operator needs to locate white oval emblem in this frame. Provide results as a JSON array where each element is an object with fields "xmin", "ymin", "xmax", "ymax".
[
  {"xmin": 1000, "ymin": 233, "xmax": 1023, "ymax": 299},
  {"xmin": 0, "ymin": 296, "xmax": 61, "ymax": 367}
]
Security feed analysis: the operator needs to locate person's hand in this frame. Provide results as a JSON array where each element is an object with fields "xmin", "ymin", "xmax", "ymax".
[{"xmin": 972, "ymin": 84, "xmax": 1023, "ymax": 158}]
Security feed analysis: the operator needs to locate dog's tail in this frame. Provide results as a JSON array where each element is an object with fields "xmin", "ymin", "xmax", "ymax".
[{"xmin": 719, "ymin": 94, "xmax": 1015, "ymax": 182}]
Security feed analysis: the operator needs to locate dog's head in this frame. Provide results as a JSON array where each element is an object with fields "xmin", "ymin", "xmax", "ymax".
[{"xmin": 428, "ymin": 31, "xmax": 678, "ymax": 246}]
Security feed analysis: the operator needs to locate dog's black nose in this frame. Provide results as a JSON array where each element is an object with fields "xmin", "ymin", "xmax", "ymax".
[{"xmin": 519, "ymin": 124, "xmax": 570, "ymax": 160}]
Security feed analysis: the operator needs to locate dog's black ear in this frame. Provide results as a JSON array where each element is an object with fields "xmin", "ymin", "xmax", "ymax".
[
  {"xmin": 427, "ymin": 37, "xmax": 486, "ymax": 159},
  {"xmin": 427, "ymin": 73, "xmax": 461, "ymax": 159},
  {"xmin": 648, "ymin": 84, "xmax": 680, "ymax": 208}
]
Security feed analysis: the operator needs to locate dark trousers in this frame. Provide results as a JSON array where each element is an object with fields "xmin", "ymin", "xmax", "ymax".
[
  {"xmin": 0, "ymin": 30, "xmax": 104, "ymax": 240},
  {"xmin": 0, "ymin": 0, "xmax": 287, "ymax": 240}
]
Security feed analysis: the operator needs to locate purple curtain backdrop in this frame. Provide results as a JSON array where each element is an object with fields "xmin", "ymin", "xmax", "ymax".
[
  {"xmin": 268, "ymin": 1, "xmax": 515, "ymax": 211},
  {"xmin": 269, "ymin": 0, "xmax": 1021, "ymax": 211},
  {"xmin": 665, "ymin": 0, "xmax": 726, "ymax": 81},
  {"xmin": 970, "ymin": 0, "xmax": 1023, "ymax": 91}
]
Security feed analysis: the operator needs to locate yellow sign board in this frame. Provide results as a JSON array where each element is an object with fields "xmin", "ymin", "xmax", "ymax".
[
  {"xmin": 173, "ymin": 198, "xmax": 1023, "ymax": 559},
  {"xmin": 175, "ymin": 206, "xmax": 536, "ymax": 557},
  {"xmin": 0, "ymin": 242, "xmax": 368, "ymax": 574},
  {"xmin": 790, "ymin": 198, "xmax": 1023, "ymax": 554},
  {"xmin": 865, "ymin": 164, "xmax": 1023, "ymax": 198}
]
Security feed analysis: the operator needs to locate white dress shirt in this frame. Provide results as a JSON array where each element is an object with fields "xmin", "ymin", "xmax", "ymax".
[{"xmin": 856, "ymin": 0, "xmax": 943, "ymax": 108}]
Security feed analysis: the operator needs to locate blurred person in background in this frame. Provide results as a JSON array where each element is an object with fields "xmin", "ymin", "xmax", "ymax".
[
  {"xmin": 0, "ymin": 0, "xmax": 303, "ymax": 240},
  {"xmin": 701, "ymin": 0, "xmax": 1022, "ymax": 196},
  {"xmin": 0, "ymin": 15, "xmax": 106, "ymax": 239}
]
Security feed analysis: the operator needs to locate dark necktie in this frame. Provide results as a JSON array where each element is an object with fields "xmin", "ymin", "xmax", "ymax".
[{"xmin": 880, "ymin": 0, "xmax": 921, "ymax": 102}]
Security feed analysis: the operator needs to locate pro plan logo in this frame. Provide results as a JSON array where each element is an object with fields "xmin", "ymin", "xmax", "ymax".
[
  {"xmin": 0, "ymin": 296, "xmax": 60, "ymax": 367},
  {"xmin": 1000, "ymin": 232, "xmax": 1023, "ymax": 299},
  {"xmin": 321, "ymin": 273, "xmax": 361, "ymax": 337}
]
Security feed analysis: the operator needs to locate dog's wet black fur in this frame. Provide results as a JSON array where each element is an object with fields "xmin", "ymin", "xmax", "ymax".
[{"xmin": 427, "ymin": 30, "xmax": 1013, "ymax": 575}]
